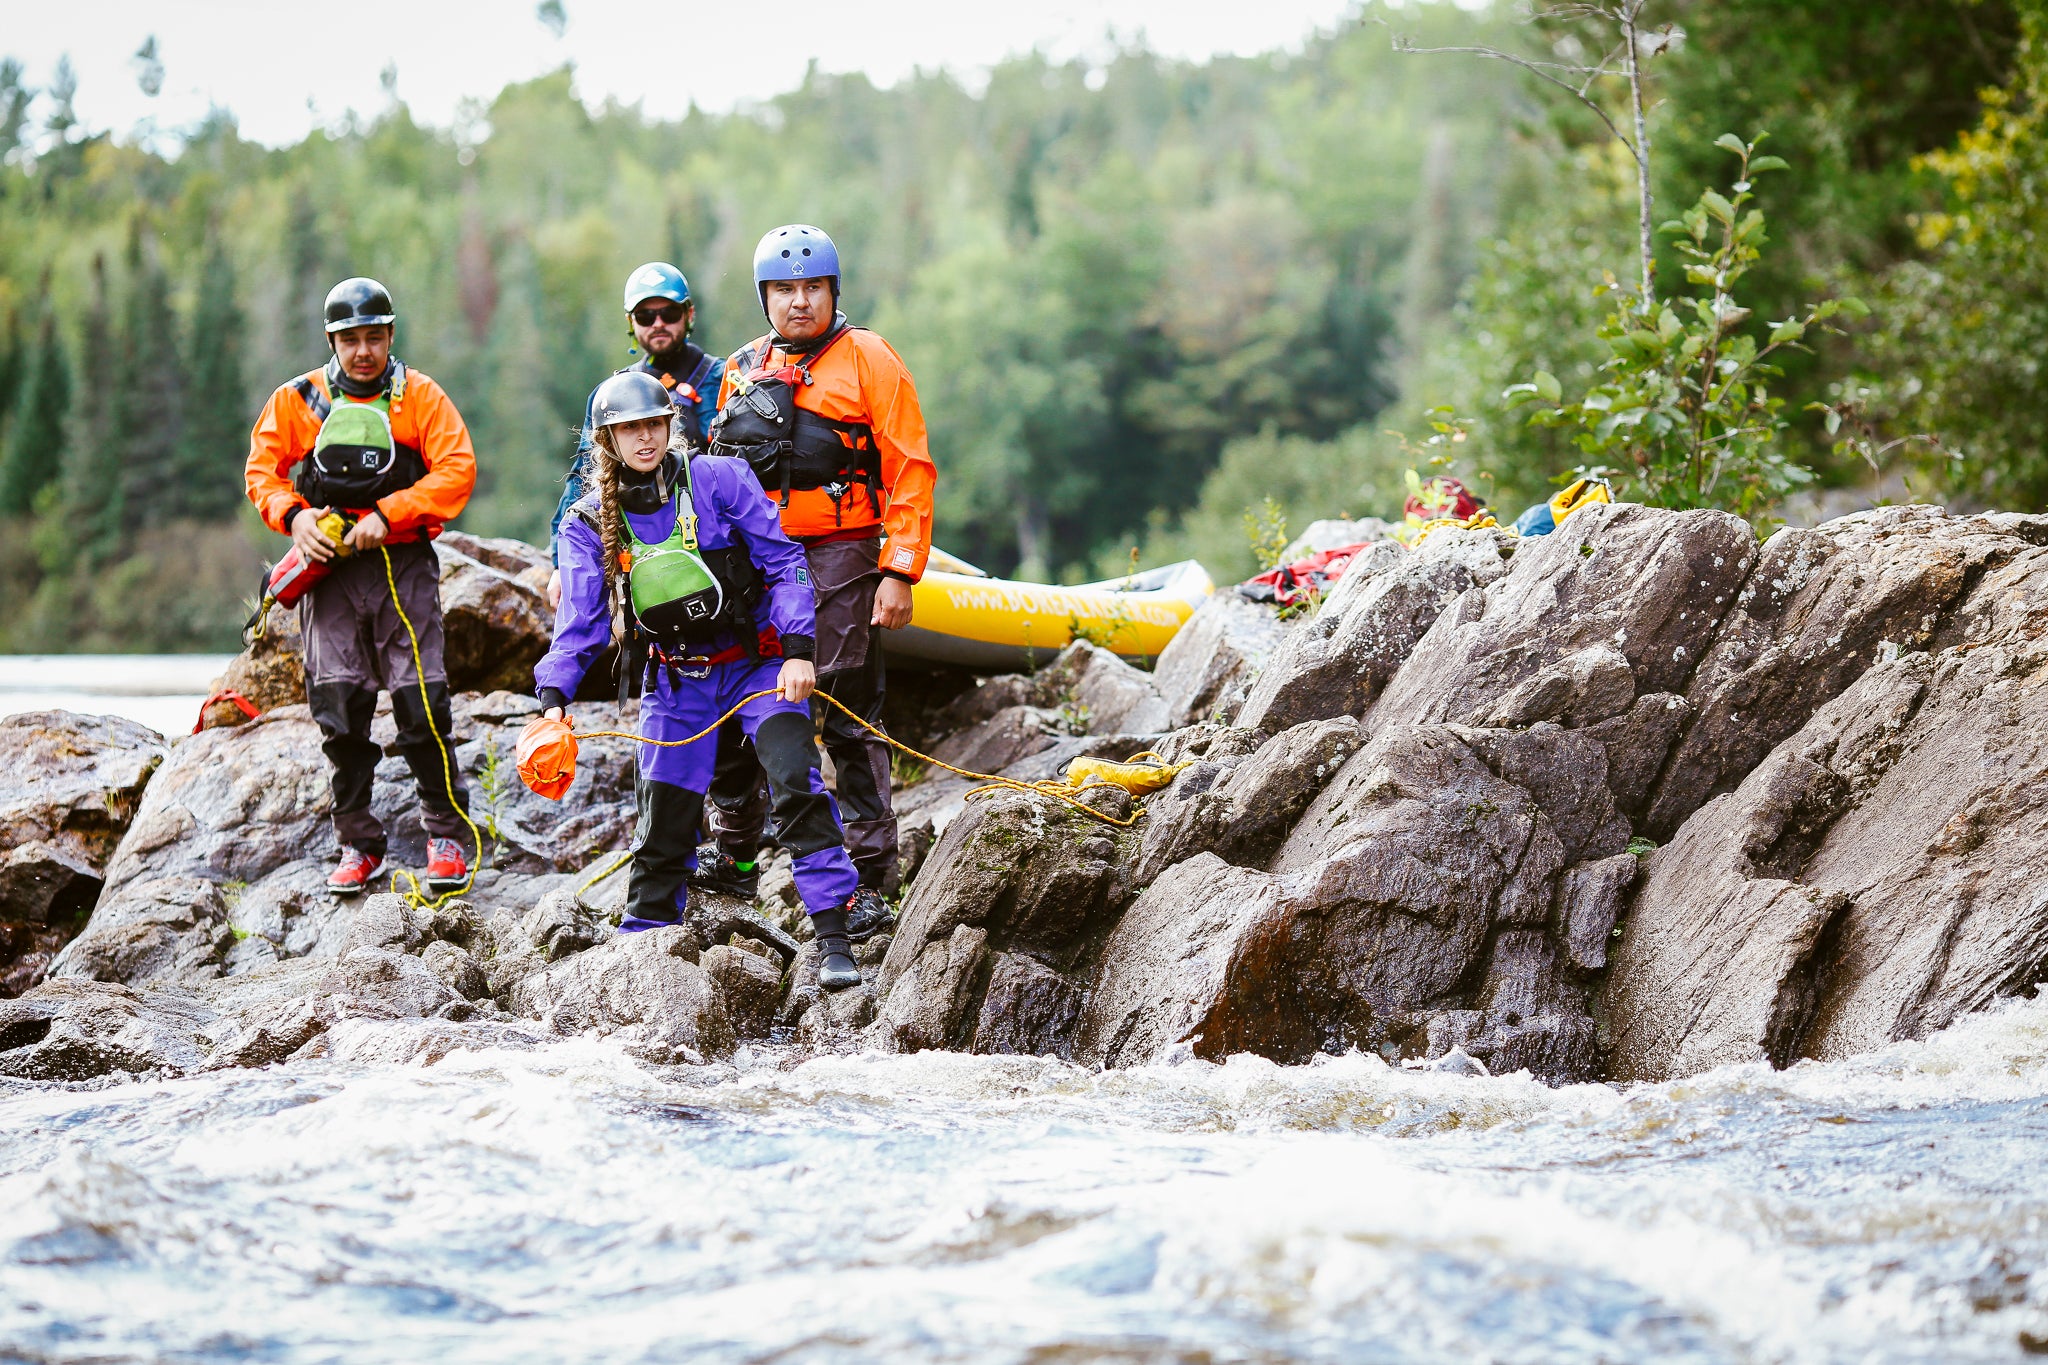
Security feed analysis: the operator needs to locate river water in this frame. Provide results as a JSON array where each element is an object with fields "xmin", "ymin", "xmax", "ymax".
[
  {"xmin": 0, "ymin": 655, "xmax": 238, "ymax": 738},
  {"xmin": 2, "ymin": 993, "xmax": 2046, "ymax": 1364}
]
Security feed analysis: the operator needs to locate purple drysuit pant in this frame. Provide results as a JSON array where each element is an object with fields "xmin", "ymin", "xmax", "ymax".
[{"xmin": 626, "ymin": 654, "xmax": 857, "ymax": 925}]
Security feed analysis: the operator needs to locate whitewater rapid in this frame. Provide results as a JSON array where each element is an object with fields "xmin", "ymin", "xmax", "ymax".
[{"xmin": 4, "ymin": 995, "xmax": 2047, "ymax": 1363}]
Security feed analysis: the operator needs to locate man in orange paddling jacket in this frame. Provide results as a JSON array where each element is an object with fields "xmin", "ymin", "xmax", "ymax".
[
  {"xmin": 244, "ymin": 277, "xmax": 479, "ymax": 896},
  {"xmin": 695, "ymin": 225, "xmax": 934, "ymax": 931}
]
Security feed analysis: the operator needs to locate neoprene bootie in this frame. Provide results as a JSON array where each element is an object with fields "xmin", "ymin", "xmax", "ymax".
[{"xmin": 809, "ymin": 903, "xmax": 862, "ymax": 991}]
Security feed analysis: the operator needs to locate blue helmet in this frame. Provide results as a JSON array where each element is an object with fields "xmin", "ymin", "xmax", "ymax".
[
  {"xmin": 622, "ymin": 262, "xmax": 691, "ymax": 312},
  {"xmin": 751, "ymin": 225, "xmax": 840, "ymax": 309}
]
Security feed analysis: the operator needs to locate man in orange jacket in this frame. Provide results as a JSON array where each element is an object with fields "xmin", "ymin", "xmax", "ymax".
[
  {"xmin": 694, "ymin": 225, "xmax": 935, "ymax": 928},
  {"xmin": 244, "ymin": 277, "xmax": 480, "ymax": 895}
]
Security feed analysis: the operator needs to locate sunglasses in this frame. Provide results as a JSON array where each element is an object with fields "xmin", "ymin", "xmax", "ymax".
[{"xmin": 632, "ymin": 303, "xmax": 687, "ymax": 327}]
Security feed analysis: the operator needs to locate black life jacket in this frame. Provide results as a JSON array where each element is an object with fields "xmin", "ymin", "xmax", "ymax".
[
  {"xmin": 291, "ymin": 359, "xmax": 429, "ymax": 510},
  {"xmin": 709, "ymin": 322, "xmax": 881, "ymax": 521}
]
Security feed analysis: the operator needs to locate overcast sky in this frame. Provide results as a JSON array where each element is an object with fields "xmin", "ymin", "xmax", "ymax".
[{"xmin": 7, "ymin": 1, "xmax": 1392, "ymax": 148}]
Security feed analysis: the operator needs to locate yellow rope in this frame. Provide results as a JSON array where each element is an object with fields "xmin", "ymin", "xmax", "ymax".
[
  {"xmin": 380, "ymin": 545, "xmax": 485, "ymax": 911},
  {"xmin": 572, "ymin": 686, "xmax": 1146, "ymax": 829},
  {"xmin": 576, "ymin": 849, "xmax": 633, "ymax": 895}
]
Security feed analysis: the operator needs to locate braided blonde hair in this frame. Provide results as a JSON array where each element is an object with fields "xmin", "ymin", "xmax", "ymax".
[{"xmin": 590, "ymin": 417, "xmax": 691, "ymax": 646}]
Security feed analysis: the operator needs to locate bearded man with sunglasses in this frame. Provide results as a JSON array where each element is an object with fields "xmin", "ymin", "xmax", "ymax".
[{"xmin": 547, "ymin": 262, "xmax": 723, "ymax": 608}]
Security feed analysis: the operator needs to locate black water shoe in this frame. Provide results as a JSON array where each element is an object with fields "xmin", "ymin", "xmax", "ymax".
[{"xmin": 809, "ymin": 903, "xmax": 862, "ymax": 992}]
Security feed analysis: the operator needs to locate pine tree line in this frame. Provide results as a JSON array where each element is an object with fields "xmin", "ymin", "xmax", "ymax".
[{"xmin": 0, "ymin": 213, "xmax": 249, "ymax": 648}]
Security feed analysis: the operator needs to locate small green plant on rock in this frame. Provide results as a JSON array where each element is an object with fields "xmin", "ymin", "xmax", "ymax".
[
  {"xmin": 1506, "ymin": 135, "xmax": 1866, "ymax": 524},
  {"xmin": 473, "ymin": 740, "xmax": 510, "ymax": 865},
  {"xmin": 1242, "ymin": 496, "xmax": 1291, "ymax": 572}
]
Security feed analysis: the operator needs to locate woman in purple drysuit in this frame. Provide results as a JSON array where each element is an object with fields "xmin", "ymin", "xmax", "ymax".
[{"xmin": 534, "ymin": 370, "xmax": 863, "ymax": 989}]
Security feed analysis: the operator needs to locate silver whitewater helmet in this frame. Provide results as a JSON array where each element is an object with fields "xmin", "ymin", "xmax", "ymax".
[{"xmin": 591, "ymin": 370, "xmax": 677, "ymax": 431}]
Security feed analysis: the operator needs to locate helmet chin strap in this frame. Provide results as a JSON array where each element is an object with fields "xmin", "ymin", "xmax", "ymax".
[{"xmin": 615, "ymin": 450, "xmax": 680, "ymax": 514}]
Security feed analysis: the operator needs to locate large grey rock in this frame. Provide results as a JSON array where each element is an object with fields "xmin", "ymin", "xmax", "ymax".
[
  {"xmin": 1080, "ymin": 720, "xmax": 1626, "ymax": 1080},
  {"xmin": 1237, "ymin": 531, "xmax": 1509, "ymax": 735},
  {"xmin": 0, "ymin": 840, "xmax": 103, "ymax": 927},
  {"xmin": 1604, "ymin": 529, "xmax": 2048, "ymax": 1079},
  {"xmin": 508, "ymin": 928, "xmax": 735, "ymax": 1063},
  {"xmin": 1369, "ymin": 503, "xmax": 1755, "ymax": 739},
  {"xmin": 701, "ymin": 943, "xmax": 784, "ymax": 1038},
  {"xmin": 1031, "ymin": 641, "xmax": 1170, "ymax": 735},
  {"xmin": 421, "ymin": 939, "xmax": 490, "ymax": 1001},
  {"xmin": 874, "ymin": 787, "xmax": 1129, "ymax": 1054},
  {"xmin": 434, "ymin": 537, "xmax": 555, "ymax": 695},
  {"xmin": 0, "ymin": 979, "xmax": 214, "ymax": 1080},
  {"xmin": 1152, "ymin": 592, "xmax": 1289, "ymax": 728},
  {"xmin": 51, "ymin": 877, "xmax": 235, "ymax": 989},
  {"xmin": 96, "ymin": 708, "xmax": 332, "ymax": 904},
  {"xmin": 1133, "ymin": 716, "xmax": 1364, "ymax": 885},
  {"xmin": 0, "ymin": 711, "xmax": 166, "ymax": 992},
  {"xmin": 202, "ymin": 947, "xmax": 463, "ymax": 1069},
  {"xmin": 971, "ymin": 953, "xmax": 1086, "ymax": 1056},
  {"xmin": 929, "ymin": 706, "xmax": 1063, "ymax": 775},
  {"xmin": 1641, "ymin": 506, "xmax": 2044, "ymax": 837},
  {"xmin": 0, "ymin": 710, "xmax": 167, "ymax": 872}
]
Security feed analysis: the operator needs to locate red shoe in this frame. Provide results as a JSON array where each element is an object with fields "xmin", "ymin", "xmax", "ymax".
[
  {"xmin": 424, "ymin": 837, "xmax": 469, "ymax": 893},
  {"xmin": 327, "ymin": 846, "xmax": 384, "ymax": 895}
]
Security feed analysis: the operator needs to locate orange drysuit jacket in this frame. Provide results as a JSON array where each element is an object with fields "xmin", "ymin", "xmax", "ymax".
[
  {"xmin": 718, "ymin": 327, "xmax": 936, "ymax": 581},
  {"xmin": 244, "ymin": 366, "xmax": 478, "ymax": 541}
]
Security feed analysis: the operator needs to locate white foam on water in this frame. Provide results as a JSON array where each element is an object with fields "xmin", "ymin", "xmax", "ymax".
[{"xmin": 2, "ymin": 995, "xmax": 2046, "ymax": 1362}]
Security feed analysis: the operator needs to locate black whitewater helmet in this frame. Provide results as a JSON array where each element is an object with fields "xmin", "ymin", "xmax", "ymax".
[{"xmin": 324, "ymin": 277, "xmax": 397, "ymax": 333}]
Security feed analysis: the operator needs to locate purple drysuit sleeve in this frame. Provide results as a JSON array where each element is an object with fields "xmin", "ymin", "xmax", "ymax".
[
  {"xmin": 709, "ymin": 457, "xmax": 816, "ymax": 642},
  {"xmin": 534, "ymin": 511, "xmax": 612, "ymax": 699}
]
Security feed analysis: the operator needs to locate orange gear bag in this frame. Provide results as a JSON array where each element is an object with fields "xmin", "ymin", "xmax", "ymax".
[{"xmin": 516, "ymin": 715, "xmax": 579, "ymax": 800}]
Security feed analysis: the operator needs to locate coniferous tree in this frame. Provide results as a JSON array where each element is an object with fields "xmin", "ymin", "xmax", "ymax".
[
  {"xmin": 0, "ymin": 299, "xmax": 72, "ymax": 518},
  {"xmin": 114, "ymin": 217, "xmax": 188, "ymax": 527},
  {"xmin": 58, "ymin": 256, "xmax": 126, "ymax": 564},
  {"xmin": 176, "ymin": 227, "xmax": 249, "ymax": 519},
  {"xmin": 0, "ymin": 305, "xmax": 22, "ymax": 451},
  {"xmin": 0, "ymin": 58, "xmax": 32, "ymax": 162}
]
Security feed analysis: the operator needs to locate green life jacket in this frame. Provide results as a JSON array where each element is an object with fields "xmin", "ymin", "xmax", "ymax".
[
  {"xmin": 625, "ymin": 456, "xmax": 727, "ymax": 645},
  {"xmin": 293, "ymin": 362, "xmax": 427, "ymax": 509}
]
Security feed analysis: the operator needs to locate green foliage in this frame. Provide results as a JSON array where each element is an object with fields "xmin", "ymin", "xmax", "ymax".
[
  {"xmin": 1865, "ymin": 0, "xmax": 2048, "ymax": 508},
  {"xmin": 175, "ymin": 227, "xmax": 247, "ymax": 521},
  {"xmin": 1128, "ymin": 423, "xmax": 1406, "ymax": 585},
  {"xmin": 1657, "ymin": 0, "xmax": 2020, "ymax": 473},
  {"xmin": 1242, "ymin": 496, "xmax": 1291, "ymax": 573},
  {"xmin": 0, "ymin": 303, "xmax": 71, "ymax": 517},
  {"xmin": 0, "ymin": 8, "xmax": 1535, "ymax": 647},
  {"xmin": 1505, "ymin": 138, "xmax": 1863, "ymax": 522}
]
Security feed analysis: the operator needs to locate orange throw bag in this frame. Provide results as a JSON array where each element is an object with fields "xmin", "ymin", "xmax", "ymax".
[{"xmin": 516, "ymin": 716, "xmax": 579, "ymax": 800}]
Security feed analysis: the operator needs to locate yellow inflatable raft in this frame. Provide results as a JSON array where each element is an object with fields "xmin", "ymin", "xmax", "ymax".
[{"xmin": 886, "ymin": 549, "xmax": 1213, "ymax": 670}]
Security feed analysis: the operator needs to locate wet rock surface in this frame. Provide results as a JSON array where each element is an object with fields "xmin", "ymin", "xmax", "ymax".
[
  {"xmin": 0, "ymin": 711, "xmax": 168, "ymax": 996},
  {"xmin": 31, "ymin": 507, "xmax": 2048, "ymax": 1086}
]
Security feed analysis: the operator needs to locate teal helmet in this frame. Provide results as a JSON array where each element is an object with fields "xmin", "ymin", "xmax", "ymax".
[{"xmin": 622, "ymin": 262, "xmax": 691, "ymax": 312}]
